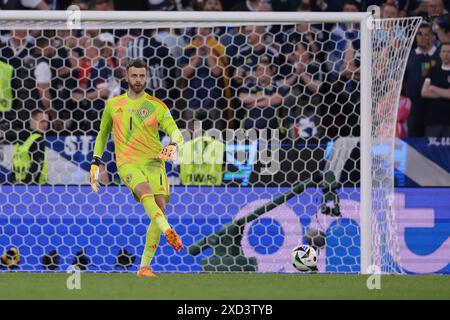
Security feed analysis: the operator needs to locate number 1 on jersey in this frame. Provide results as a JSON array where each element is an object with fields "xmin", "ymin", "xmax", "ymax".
[{"xmin": 129, "ymin": 117, "xmax": 132, "ymax": 130}]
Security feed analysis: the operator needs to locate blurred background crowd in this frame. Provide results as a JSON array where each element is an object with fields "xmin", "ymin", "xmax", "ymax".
[{"xmin": 0, "ymin": 0, "xmax": 449, "ymax": 145}]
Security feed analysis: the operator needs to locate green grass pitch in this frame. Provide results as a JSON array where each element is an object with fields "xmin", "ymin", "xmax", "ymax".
[{"xmin": 0, "ymin": 273, "xmax": 449, "ymax": 300}]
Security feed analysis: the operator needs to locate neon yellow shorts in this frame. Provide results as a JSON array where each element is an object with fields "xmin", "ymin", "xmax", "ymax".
[{"xmin": 118, "ymin": 161, "xmax": 169, "ymax": 203}]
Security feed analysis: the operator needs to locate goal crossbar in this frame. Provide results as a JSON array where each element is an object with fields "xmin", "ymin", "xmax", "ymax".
[{"xmin": 0, "ymin": 10, "xmax": 371, "ymax": 30}]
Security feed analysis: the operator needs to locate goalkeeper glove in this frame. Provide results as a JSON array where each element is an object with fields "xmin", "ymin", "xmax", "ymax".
[
  {"xmin": 159, "ymin": 143, "xmax": 178, "ymax": 162},
  {"xmin": 90, "ymin": 156, "xmax": 101, "ymax": 193}
]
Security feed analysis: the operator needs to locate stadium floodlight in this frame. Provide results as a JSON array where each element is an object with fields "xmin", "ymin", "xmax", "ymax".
[{"xmin": 0, "ymin": 10, "xmax": 421, "ymax": 274}]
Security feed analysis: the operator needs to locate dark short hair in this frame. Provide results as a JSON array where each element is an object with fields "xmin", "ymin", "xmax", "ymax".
[
  {"xmin": 90, "ymin": 0, "xmax": 113, "ymax": 6},
  {"xmin": 419, "ymin": 22, "xmax": 433, "ymax": 31},
  {"xmin": 36, "ymin": 37, "xmax": 50, "ymax": 49},
  {"xmin": 126, "ymin": 59, "xmax": 147, "ymax": 71},
  {"xmin": 381, "ymin": 2, "xmax": 398, "ymax": 11},
  {"xmin": 30, "ymin": 109, "xmax": 46, "ymax": 120},
  {"xmin": 344, "ymin": 0, "xmax": 360, "ymax": 10}
]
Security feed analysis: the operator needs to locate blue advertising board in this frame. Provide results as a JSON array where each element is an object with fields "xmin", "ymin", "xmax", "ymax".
[{"xmin": 0, "ymin": 186, "xmax": 448, "ymax": 274}]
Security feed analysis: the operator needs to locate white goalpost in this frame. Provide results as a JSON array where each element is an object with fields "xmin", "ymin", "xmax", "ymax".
[
  {"xmin": 359, "ymin": 14, "xmax": 374, "ymax": 275},
  {"xmin": 0, "ymin": 10, "xmax": 421, "ymax": 274}
]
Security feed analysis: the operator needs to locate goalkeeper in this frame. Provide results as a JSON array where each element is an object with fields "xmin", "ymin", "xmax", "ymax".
[{"xmin": 90, "ymin": 59, "xmax": 184, "ymax": 278}]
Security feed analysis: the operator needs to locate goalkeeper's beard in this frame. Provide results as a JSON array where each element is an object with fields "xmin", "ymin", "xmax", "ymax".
[{"xmin": 129, "ymin": 83, "xmax": 145, "ymax": 95}]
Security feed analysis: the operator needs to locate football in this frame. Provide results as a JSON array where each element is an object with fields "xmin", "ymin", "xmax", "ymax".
[{"xmin": 291, "ymin": 245, "xmax": 317, "ymax": 272}]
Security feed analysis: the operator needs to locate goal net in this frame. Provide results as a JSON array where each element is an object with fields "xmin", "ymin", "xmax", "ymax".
[{"xmin": 0, "ymin": 11, "xmax": 421, "ymax": 273}]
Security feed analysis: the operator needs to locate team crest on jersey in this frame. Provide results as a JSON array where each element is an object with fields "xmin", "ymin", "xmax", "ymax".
[
  {"xmin": 125, "ymin": 173, "xmax": 133, "ymax": 184},
  {"xmin": 138, "ymin": 108, "xmax": 149, "ymax": 119}
]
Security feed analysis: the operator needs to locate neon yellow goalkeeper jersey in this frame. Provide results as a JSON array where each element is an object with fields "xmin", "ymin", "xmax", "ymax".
[{"xmin": 93, "ymin": 92, "xmax": 183, "ymax": 168}]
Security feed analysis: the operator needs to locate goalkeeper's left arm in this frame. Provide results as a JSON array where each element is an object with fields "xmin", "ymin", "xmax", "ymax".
[
  {"xmin": 90, "ymin": 101, "xmax": 113, "ymax": 192},
  {"xmin": 158, "ymin": 109, "xmax": 184, "ymax": 162}
]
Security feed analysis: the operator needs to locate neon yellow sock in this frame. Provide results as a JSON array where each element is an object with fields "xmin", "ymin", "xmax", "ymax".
[
  {"xmin": 140, "ymin": 220, "xmax": 161, "ymax": 267},
  {"xmin": 140, "ymin": 194, "xmax": 171, "ymax": 234}
]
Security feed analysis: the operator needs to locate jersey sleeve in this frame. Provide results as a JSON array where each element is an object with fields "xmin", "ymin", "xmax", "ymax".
[
  {"xmin": 157, "ymin": 102, "xmax": 184, "ymax": 146},
  {"xmin": 93, "ymin": 100, "xmax": 113, "ymax": 159}
]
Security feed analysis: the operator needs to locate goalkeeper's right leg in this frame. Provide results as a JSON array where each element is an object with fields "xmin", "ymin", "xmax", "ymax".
[
  {"xmin": 135, "ymin": 193, "xmax": 183, "ymax": 277},
  {"xmin": 118, "ymin": 165, "xmax": 183, "ymax": 277}
]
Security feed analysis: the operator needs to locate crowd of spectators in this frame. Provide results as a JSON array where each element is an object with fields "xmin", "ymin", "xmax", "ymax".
[{"xmin": 0, "ymin": 0, "xmax": 450, "ymax": 142}]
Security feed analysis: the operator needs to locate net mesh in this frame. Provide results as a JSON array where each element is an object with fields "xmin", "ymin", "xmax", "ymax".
[
  {"xmin": 0, "ymin": 15, "xmax": 421, "ymax": 273},
  {"xmin": 370, "ymin": 18, "xmax": 421, "ymax": 273}
]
